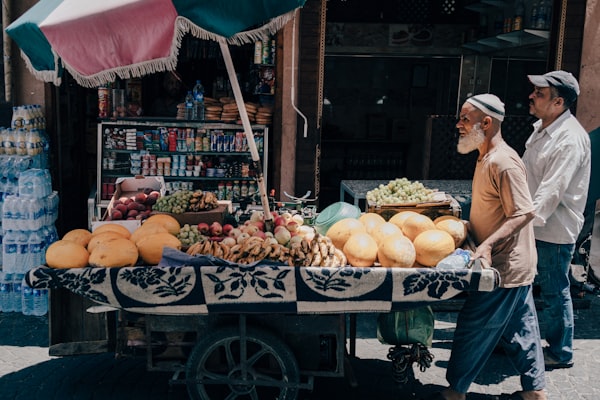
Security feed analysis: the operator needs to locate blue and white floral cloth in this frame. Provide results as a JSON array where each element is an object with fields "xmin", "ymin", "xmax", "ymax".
[{"xmin": 26, "ymin": 248, "xmax": 499, "ymax": 315}]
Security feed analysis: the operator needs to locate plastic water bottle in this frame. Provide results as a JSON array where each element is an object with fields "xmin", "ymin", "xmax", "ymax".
[
  {"xmin": 0, "ymin": 272, "xmax": 14, "ymax": 312},
  {"xmin": 16, "ymin": 230, "xmax": 30, "ymax": 273},
  {"xmin": 436, "ymin": 248, "xmax": 472, "ymax": 269},
  {"xmin": 21, "ymin": 277, "xmax": 34, "ymax": 315},
  {"xmin": 2, "ymin": 229, "xmax": 17, "ymax": 273},
  {"xmin": 28, "ymin": 229, "xmax": 44, "ymax": 268},
  {"xmin": 192, "ymin": 80, "xmax": 205, "ymax": 120},
  {"xmin": 32, "ymin": 288, "xmax": 48, "ymax": 316},
  {"xmin": 11, "ymin": 273, "xmax": 24, "ymax": 312},
  {"xmin": 184, "ymin": 91, "xmax": 194, "ymax": 120}
]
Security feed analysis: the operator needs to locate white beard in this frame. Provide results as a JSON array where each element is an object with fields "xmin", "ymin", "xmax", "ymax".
[{"xmin": 457, "ymin": 123, "xmax": 485, "ymax": 154}]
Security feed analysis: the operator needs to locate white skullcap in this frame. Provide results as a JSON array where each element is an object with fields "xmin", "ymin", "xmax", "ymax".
[{"xmin": 466, "ymin": 94, "xmax": 505, "ymax": 122}]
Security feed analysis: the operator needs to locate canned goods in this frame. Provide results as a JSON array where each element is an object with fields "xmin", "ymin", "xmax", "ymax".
[{"xmin": 98, "ymin": 86, "xmax": 110, "ymax": 118}]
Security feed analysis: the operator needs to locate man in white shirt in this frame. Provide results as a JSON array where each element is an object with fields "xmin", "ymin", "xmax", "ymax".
[{"xmin": 522, "ymin": 70, "xmax": 591, "ymax": 371}]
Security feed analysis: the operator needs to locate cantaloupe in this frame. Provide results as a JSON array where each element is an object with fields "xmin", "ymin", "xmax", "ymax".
[
  {"xmin": 130, "ymin": 223, "xmax": 169, "ymax": 244},
  {"xmin": 413, "ymin": 229, "xmax": 455, "ymax": 267},
  {"xmin": 136, "ymin": 232, "xmax": 182, "ymax": 265},
  {"xmin": 46, "ymin": 240, "xmax": 89, "ymax": 269},
  {"xmin": 388, "ymin": 211, "xmax": 421, "ymax": 230},
  {"xmin": 87, "ymin": 231, "xmax": 124, "ymax": 253},
  {"xmin": 377, "ymin": 235, "xmax": 416, "ymax": 268},
  {"xmin": 370, "ymin": 222, "xmax": 403, "ymax": 245},
  {"xmin": 326, "ymin": 218, "xmax": 366, "ymax": 250},
  {"xmin": 433, "ymin": 215, "xmax": 461, "ymax": 224},
  {"xmin": 435, "ymin": 218, "xmax": 467, "ymax": 248},
  {"xmin": 62, "ymin": 228, "xmax": 93, "ymax": 248},
  {"xmin": 358, "ymin": 213, "xmax": 386, "ymax": 235},
  {"xmin": 92, "ymin": 223, "xmax": 131, "ymax": 239},
  {"xmin": 343, "ymin": 232, "xmax": 378, "ymax": 267},
  {"xmin": 401, "ymin": 213, "xmax": 436, "ymax": 241},
  {"xmin": 143, "ymin": 214, "xmax": 180, "ymax": 235},
  {"xmin": 89, "ymin": 238, "xmax": 139, "ymax": 268}
]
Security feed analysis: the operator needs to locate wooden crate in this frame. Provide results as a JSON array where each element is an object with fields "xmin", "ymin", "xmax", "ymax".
[{"xmin": 367, "ymin": 194, "xmax": 462, "ymax": 221}]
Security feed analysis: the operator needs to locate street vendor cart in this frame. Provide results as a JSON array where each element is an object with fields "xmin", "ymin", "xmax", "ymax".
[{"xmin": 26, "ymin": 249, "xmax": 499, "ymax": 400}]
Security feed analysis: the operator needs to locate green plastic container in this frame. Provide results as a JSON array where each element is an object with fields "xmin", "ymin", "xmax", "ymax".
[{"xmin": 314, "ymin": 201, "xmax": 361, "ymax": 235}]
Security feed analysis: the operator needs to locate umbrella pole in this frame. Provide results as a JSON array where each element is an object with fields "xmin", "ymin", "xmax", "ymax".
[{"xmin": 218, "ymin": 39, "xmax": 274, "ymax": 229}]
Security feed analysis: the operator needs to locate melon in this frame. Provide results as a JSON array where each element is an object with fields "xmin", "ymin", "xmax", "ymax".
[
  {"xmin": 370, "ymin": 222, "xmax": 403, "ymax": 245},
  {"xmin": 358, "ymin": 213, "xmax": 386, "ymax": 234},
  {"xmin": 89, "ymin": 238, "xmax": 139, "ymax": 268},
  {"xmin": 130, "ymin": 223, "xmax": 169, "ymax": 244},
  {"xmin": 401, "ymin": 213, "xmax": 436, "ymax": 242},
  {"xmin": 326, "ymin": 218, "xmax": 366, "ymax": 250},
  {"xmin": 136, "ymin": 232, "xmax": 182, "ymax": 265},
  {"xmin": 413, "ymin": 229, "xmax": 455, "ymax": 267},
  {"xmin": 433, "ymin": 215, "xmax": 461, "ymax": 224},
  {"xmin": 343, "ymin": 232, "xmax": 378, "ymax": 267},
  {"xmin": 377, "ymin": 235, "xmax": 416, "ymax": 268},
  {"xmin": 87, "ymin": 231, "xmax": 124, "ymax": 253},
  {"xmin": 388, "ymin": 211, "xmax": 421, "ymax": 230},
  {"xmin": 46, "ymin": 240, "xmax": 89, "ymax": 269},
  {"xmin": 92, "ymin": 223, "xmax": 131, "ymax": 239},
  {"xmin": 435, "ymin": 218, "xmax": 467, "ymax": 248},
  {"xmin": 143, "ymin": 214, "xmax": 181, "ymax": 235},
  {"xmin": 62, "ymin": 228, "xmax": 93, "ymax": 248}
]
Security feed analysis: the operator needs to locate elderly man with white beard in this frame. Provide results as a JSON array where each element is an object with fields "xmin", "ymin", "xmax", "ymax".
[{"xmin": 428, "ymin": 94, "xmax": 546, "ymax": 400}]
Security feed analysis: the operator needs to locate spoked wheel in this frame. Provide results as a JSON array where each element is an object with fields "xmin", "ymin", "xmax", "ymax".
[{"xmin": 186, "ymin": 325, "xmax": 300, "ymax": 400}]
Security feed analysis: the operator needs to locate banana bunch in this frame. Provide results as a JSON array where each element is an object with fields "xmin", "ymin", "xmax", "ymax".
[
  {"xmin": 186, "ymin": 233, "xmax": 347, "ymax": 267},
  {"xmin": 188, "ymin": 190, "xmax": 218, "ymax": 212}
]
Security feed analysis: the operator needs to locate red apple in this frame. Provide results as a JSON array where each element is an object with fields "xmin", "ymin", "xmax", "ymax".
[
  {"xmin": 111, "ymin": 210, "xmax": 123, "ymax": 220},
  {"xmin": 252, "ymin": 230, "xmax": 266, "ymax": 239},
  {"xmin": 115, "ymin": 204, "xmax": 128, "ymax": 214},
  {"xmin": 222, "ymin": 224, "xmax": 234, "ymax": 235},
  {"xmin": 250, "ymin": 221, "xmax": 265, "ymax": 231},
  {"xmin": 134, "ymin": 192, "xmax": 148, "ymax": 204},
  {"xmin": 198, "ymin": 222, "xmax": 209, "ymax": 234},
  {"xmin": 274, "ymin": 216, "xmax": 286, "ymax": 227},
  {"xmin": 209, "ymin": 222, "xmax": 223, "ymax": 236},
  {"xmin": 286, "ymin": 220, "xmax": 299, "ymax": 232}
]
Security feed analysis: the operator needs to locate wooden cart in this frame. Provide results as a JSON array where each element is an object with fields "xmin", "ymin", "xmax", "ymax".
[{"xmin": 26, "ymin": 253, "xmax": 499, "ymax": 400}]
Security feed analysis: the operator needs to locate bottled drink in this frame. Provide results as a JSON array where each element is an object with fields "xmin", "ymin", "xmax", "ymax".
[
  {"xmin": 21, "ymin": 277, "xmax": 34, "ymax": 316},
  {"xmin": 15, "ymin": 128, "xmax": 27, "ymax": 156},
  {"xmin": 32, "ymin": 288, "xmax": 48, "ymax": 316},
  {"xmin": 536, "ymin": 0, "xmax": 549, "ymax": 29},
  {"xmin": 436, "ymin": 249, "xmax": 472, "ymax": 269},
  {"xmin": 3, "ymin": 229, "xmax": 17, "ymax": 272},
  {"xmin": 3, "ymin": 128, "xmax": 15, "ymax": 155},
  {"xmin": 28, "ymin": 229, "xmax": 44, "ymax": 268},
  {"xmin": 11, "ymin": 273, "xmax": 24, "ymax": 313},
  {"xmin": 0, "ymin": 272, "xmax": 14, "ymax": 312},
  {"xmin": 0, "ymin": 127, "xmax": 6, "ymax": 155},
  {"xmin": 184, "ymin": 91, "xmax": 194, "ymax": 120},
  {"xmin": 192, "ymin": 80, "xmax": 205, "ymax": 120},
  {"xmin": 513, "ymin": 0, "xmax": 525, "ymax": 30},
  {"xmin": 530, "ymin": 0, "xmax": 539, "ymax": 29},
  {"xmin": 16, "ymin": 231, "xmax": 30, "ymax": 273}
]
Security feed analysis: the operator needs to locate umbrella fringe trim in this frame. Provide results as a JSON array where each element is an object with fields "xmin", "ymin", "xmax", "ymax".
[
  {"xmin": 42, "ymin": 9, "xmax": 298, "ymax": 88},
  {"xmin": 19, "ymin": 49, "xmax": 62, "ymax": 86}
]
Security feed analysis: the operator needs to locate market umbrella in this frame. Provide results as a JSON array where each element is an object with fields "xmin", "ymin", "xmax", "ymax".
[{"xmin": 6, "ymin": 0, "xmax": 307, "ymax": 226}]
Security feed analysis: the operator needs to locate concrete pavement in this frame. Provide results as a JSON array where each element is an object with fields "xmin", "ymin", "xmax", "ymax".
[{"xmin": 1, "ymin": 293, "xmax": 600, "ymax": 400}]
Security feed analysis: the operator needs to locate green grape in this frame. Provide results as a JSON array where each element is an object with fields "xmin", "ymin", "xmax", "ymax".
[{"xmin": 366, "ymin": 178, "xmax": 435, "ymax": 206}]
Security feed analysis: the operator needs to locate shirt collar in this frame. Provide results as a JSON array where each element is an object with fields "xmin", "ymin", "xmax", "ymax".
[{"xmin": 533, "ymin": 109, "xmax": 572, "ymax": 137}]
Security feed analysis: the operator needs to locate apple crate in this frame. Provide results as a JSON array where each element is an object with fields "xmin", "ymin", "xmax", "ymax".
[
  {"xmin": 367, "ymin": 194, "xmax": 462, "ymax": 221},
  {"xmin": 97, "ymin": 176, "xmax": 167, "ymax": 232},
  {"xmin": 151, "ymin": 203, "xmax": 229, "ymax": 227}
]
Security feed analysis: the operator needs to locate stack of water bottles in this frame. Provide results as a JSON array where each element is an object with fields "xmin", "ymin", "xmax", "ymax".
[{"xmin": 0, "ymin": 168, "xmax": 58, "ymax": 316}]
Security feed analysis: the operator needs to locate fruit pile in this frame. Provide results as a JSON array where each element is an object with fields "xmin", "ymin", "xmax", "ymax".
[
  {"xmin": 153, "ymin": 190, "xmax": 219, "ymax": 214},
  {"xmin": 108, "ymin": 189, "xmax": 161, "ymax": 221},
  {"xmin": 366, "ymin": 178, "xmax": 436, "ymax": 206},
  {"xmin": 45, "ymin": 214, "xmax": 182, "ymax": 269},
  {"xmin": 325, "ymin": 211, "xmax": 467, "ymax": 268}
]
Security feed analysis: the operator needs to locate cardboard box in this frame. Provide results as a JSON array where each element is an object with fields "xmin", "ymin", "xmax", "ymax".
[
  {"xmin": 367, "ymin": 193, "xmax": 462, "ymax": 221},
  {"xmin": 100, "ymin": 176, "xmax": 166, "ymax": 232},
  {"xmin": 152, "ymin": 203, "xmax": 229, "ymax": 226}
]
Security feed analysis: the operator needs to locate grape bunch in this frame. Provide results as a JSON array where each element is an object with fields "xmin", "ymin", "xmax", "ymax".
[
  {"xmin": 366, "ymin": 178, "xmax": 435, "ymax": 206},
  {"xmin": 177, "ymin": 224, "xmax": 205, "ymax": 247},
  {"xmin": 153, "ymin": 190, "xmax": 195, "ymax": 214}
]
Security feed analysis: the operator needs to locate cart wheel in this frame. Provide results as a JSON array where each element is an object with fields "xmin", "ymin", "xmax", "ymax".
[{"xmin": 186, "ymin": 325, "xmax": 300, "ymax": 400}]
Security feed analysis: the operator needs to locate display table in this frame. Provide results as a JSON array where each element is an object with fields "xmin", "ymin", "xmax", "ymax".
[
  {"xmin": 340, "ymin": 179, "xmax": 473, "ymax": 217},
  {"xmin": 26, "ymin": 250, "xmax": 498, "ymax": 316}
]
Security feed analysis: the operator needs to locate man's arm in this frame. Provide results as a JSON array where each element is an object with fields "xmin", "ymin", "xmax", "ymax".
[{"xmin": 472, "ymin": 211, "xmax": 535, "ymax": 266}]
